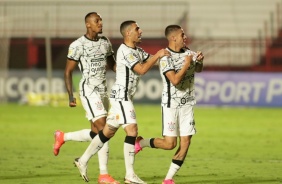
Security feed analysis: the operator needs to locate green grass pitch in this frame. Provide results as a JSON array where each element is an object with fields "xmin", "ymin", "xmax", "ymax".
[{"xmin": 0, "ymin": 104, "xmax": 281, "ymax": 184}]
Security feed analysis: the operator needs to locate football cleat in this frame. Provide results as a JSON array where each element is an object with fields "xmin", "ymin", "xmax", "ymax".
[
  {"xmin": 162, "ymin": 179, "xmax": 175, "ymax": 184},
  {"xmin": 98, "ymin": 174, "xmax": 120, "ymax": 184},
  {"xmin": 53, "ymin": 130, "xmax": 65, "ymax": 156},
  {"xmin": 74, "ymin": 158, "xmax": 89, "ymax": 182},
  {"xmin": 124, "ymin": 173, "xmax": 147, "ymax": 184},
  {"xmin": 134, "ymin": 136, "xmax": 143, "ymax": 154}
]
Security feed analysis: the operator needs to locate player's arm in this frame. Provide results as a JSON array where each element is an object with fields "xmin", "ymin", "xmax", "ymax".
[
  {"xmin": 106, "ymin": 54, "xmax": 116, "ymax": 72},
  {"xmin": 133, "ymin": 49, "xmax": 170, "ymax": 75},
  {"xmin": 64, "ymin": 59, "xmax": 78, "ymax": 107},
  {"xmin": 195, "ymin": 51, "xmax": 204, "ymax": 73},
  {"xmin": 165, "ymin": 55, "xmax": 192, "ymax": 86}
]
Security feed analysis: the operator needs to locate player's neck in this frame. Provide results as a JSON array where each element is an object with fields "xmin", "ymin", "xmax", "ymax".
[
  {"xmin": 124, "ymin": 40, "xmax": 136, "ymax": 49},
  {"xmin": 168, "ymin": 43, "xmax": 181, "ymax": 52},
  {"xmin": 85, "ymin": 33, "xmax": 99, "ymax": 41}
]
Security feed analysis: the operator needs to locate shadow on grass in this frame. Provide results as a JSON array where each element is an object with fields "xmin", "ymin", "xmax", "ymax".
[
  {"xmin": 177, "ymin": 175, "xmax": 282, "ymax": 184},
  {"xmin": 0, "ymin": 173, "xmax": 70, "ymax": 180},
  {"xmin": 142, "ymin": 175, "xmax": 282, "ymax": 184}
]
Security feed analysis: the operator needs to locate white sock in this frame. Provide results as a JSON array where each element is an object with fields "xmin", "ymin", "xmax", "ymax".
[
  {"xmin": 165, "ymin": 162, "xmax": 180, "ymax": 180},
  {"xmin": 98, "ymin": 141, "xmax": 109, "ymax": 174},
  {"xmin": 64, "ymin": 129, "xmax": 92, "ymax": 142},
  {"xmin": 124, "ymin": 142, "xmax": 135, "ymax": 177},
  {"xmin": 79, "ymin": 135, "xmax": 104, "ymax": 165}
]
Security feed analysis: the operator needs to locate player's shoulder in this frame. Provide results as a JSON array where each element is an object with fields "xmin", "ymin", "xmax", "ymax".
[
  {"xmin": 136, "ymin": 46, "xmax": 149, "ymax": 55},
  {"xmin": 70, "ymin": 35, "xmax": 85, "ymax": 47},
  {"xmin": 99, "ymin": 35, "xmax": 111, "ymax": 43},
  {"xmin": 183, "ymin": 47, "xmax": 196, "ymax": 55}
]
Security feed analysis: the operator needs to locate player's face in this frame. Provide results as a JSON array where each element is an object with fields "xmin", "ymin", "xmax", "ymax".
[
  {"xmin": 174, "ymin": 29, "xmax": 187, "ymax": 48},
  {"xmin": 87, "ymin": 14, "xmax": 103, "ymax": 34},
  {"xmin": 129, "ymin": 23, "xmax": 142, "ymax": 43}
]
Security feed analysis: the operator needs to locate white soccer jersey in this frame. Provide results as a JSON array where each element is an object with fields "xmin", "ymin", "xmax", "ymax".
[
  {"xmin": 110, "ymin": 43, "xmax": 150, "ymax": 101},
  {"xmin": 159, "ymin": 47, "xmax": 198, "ymax": 108},
  {"xmin": 67, "ymin": 35, "xmax": 114, "ymax": 96}
]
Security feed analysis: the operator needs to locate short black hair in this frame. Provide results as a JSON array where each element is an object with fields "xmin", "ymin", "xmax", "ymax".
[
  {"xmin": 85, "ymin": 12, "xmax": 97, "ymax": 22},
  {"xmin": 165, "ymin": 25, "xmax": 181, "ymax": 37},
  {"xmin": 120, "ymin": 20, "xmax": 136, "ymax": 36}
]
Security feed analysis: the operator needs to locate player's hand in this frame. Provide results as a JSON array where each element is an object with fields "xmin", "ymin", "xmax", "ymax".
[
  {"xmin": 184, "ymin": 55, "xmax": 193, "ymax": 67},
  {"xmin": 157, "ymin": 49, "xmax": 171, "ymax": 59},
  {"xmin": 196, "ymin": 51, "xmax": 204, "ymax": 62},
  {"xmin": 69, "ymin": 96, "xmax": 76, "ymax": 107}
]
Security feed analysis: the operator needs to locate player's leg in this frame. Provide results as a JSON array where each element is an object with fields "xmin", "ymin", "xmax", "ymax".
[
  {"xmin": 135, "ymin": 106, "xmax": 178, "ymax": 153},
  {"xmin": 163, "ymin": 135, "xmax": 192, "ymax": 184},
  {"xmin": 117, "ymin": 101, "xmax": 146, "ymax": 184},
  {"xmin": 75, "ymin": 107, "xmax": 120, "ymax": 182},
  {"xmin": 53, "ymin": 93, "xmax": 104, "ymax": 156},
  {"xmin": 163, "ymin": 105, "xmax": 196, "ymax": 183}
]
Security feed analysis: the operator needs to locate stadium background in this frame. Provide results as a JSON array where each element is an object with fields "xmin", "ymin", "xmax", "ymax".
[
  {"xmin": 0, "ymin": 1, "xmax": 281, "ymax": 184},
  {"xmin": 0, "ymin": 0, "xmax": 282, "ymax": 107}
]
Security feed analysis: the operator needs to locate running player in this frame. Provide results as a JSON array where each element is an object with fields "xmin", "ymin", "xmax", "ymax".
[
  {"xmin": 135, "ymin": 24, "xmax": 204, "ymax": 184},
  {"xmin": 72, "ymin": 20, "xmax": 170, "ymax": 184},
  {"xmin": 53, "ymin": 12, "xmax": 119, "ymax": 184}
]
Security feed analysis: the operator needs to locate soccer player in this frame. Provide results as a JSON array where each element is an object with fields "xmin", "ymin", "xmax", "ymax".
[
  {"xmin": 134, "ymin": 25, "xmax": 204, "ymax": 184},
  {"xmin": 73, "ymin": 20, "xmax": 170, "ymax": 184},
  {"xmin": 53, "ymin": 12, "xmax": 119, "ymax": 184}
]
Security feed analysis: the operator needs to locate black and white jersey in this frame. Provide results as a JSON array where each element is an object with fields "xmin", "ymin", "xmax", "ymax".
[
  {"xmin": 110, "ymin": 43, "xmax": 150, "ymax": 101},
  {"xmin": 67, "ymin": 35, "xmax": 114, "ymax": 95},
  {"xmin": 159, "ymin": 47, "xmax": 197, "ymax": 108}
]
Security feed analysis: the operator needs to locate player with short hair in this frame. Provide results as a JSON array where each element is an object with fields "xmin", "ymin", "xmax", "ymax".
[
  {"xmin": 73, "ymin": 20, "xmax": 171, "ymax": 184},
  {"xmin": 135, "ymin": 24, "xmax": 204, "ymax": 184},
  {"xmin": 53, "ymin": 12, "xmax": 119, "ymax": 184}
]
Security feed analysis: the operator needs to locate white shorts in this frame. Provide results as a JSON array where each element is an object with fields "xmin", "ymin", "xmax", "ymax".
[
  {"xmin": 80, "ymin": 92, "xmax": 109, "ymax": 122},
  {"xmin": 162, "ymin": 105, "xmax": 196, "ymax": 137},
  {"xmin": 106, "ymin": 99, "xmax": 137, "ymax": 128}
]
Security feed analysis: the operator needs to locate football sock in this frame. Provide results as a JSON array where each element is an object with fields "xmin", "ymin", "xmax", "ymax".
[
  {"xmin": 164, "ymin": 160, "xmax": 183, "ymax": 180},
  {"xmin": 140, "ymin": 138, "xmax": 154, "ymax": 148},
  {"xmin": 79, "ymin": 131, "xmax": 109, "ymax": 165},
  {"xmin": 64, "ymin": 129, "xmax": 92, "ymax": 142},
  {"xmin": 124, "ymin": 136, "xmax": 136, "ymax": 176},
  {"xmin": 98, "ymin": 141, "xmax": 109, "ymax": 174},
  {"xmin": 89, "ymin": 131, "xmax": 97, "ymax": 139}
]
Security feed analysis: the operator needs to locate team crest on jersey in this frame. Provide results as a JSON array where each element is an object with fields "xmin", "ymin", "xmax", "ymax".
[
  {"xmin": 68, "ymin": 49, "xmax": 73, "ymax": 55},
  {"xmin": 167, "ymin": 122, "xmax": 176, "ymax": 132},
  {"xmin": 96, "ymin": 101, "xmax": 103, "ymax": 110},
  {"xmin": 130, "ymin": 110, "xmax": 136, "ymax": 119}
]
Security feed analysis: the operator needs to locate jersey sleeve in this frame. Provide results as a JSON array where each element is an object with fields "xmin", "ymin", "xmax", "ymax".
[
  {"xmin": 67, "ymin": 40, "xmax": 82, "ymax": 62},
  {"xmin": 138, "ymin": 47, "xmax": 150, "ymax": 62},
  {"xmin": 159, "ymin": 56, "xmax": 174, "ymax": 74},
  {"xmin": 122, "ymin": 49, "xmax": 140, "ymax": 69}
]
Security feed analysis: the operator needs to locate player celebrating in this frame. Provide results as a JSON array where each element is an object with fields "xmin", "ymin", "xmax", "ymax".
[
  {"xmin": 53, "ymin": 12, "xmax": 119, "ymax": 184},
  {"xmin": 135, "ymin": 25, "xmax": 204, "ymax": 184},
  {"xmin": 73, "ymin": 20, "xmax": 170, "ymax": 184}
]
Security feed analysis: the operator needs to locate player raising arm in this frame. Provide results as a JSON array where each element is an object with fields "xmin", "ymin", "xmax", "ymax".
[
  {"xmin": 73, "ymin": 20, "xmax": 170, "ymax": 184},
  {"xmin": 135, "ymin": 24, "xmax": 204, "ymax": 184}
]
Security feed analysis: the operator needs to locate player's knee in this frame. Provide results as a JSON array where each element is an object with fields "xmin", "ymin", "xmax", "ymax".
[
  {"xmin": 181, "ymin": 136, "xmax": 192, "ymax": 149},
  {"xmin": 165, "ymin": 140, "xmax": 177, "ymax": 150},
  {"xmin": 92, "ymin": 116, "xmax": 106, "ymax": 131},
  {"xmin": 124, "ymin": 124, "xmax": 138, "ymax": 136}
]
